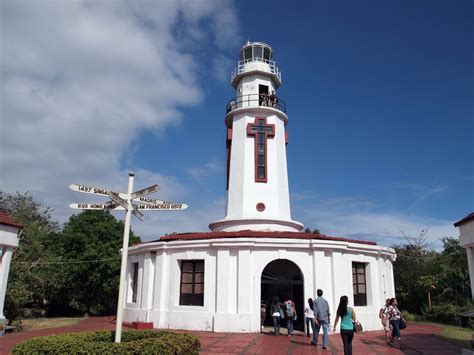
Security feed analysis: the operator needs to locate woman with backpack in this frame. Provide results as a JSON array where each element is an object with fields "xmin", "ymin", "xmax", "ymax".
[
  {"xmin": 271, "ymin": 296, "xmax": 283, "ymax": 336},
  {"xmin": 284, "ymin": 295, "xmax": 297, "ymax": 337},
  {"xmin": 333, "ymin": 295, "xmax": 356, "ymax": 355}
]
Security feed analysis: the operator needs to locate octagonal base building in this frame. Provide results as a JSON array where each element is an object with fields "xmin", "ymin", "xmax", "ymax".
[{"xmin": 123, "ymin": 42, "xmax": 396, "ymax": 333}]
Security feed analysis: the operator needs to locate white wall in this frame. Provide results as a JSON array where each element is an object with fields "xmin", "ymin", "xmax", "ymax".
[
  {"xmin": 123, "ymin": 238, "xmax": 396, "ymax": 333},
  {"xmin": 0, "ymin": 224, "xmax": 20, "ymax": 322},
  {"xmin": 458, "ymin": 219, "xmax": 474, "ymax": 300}
]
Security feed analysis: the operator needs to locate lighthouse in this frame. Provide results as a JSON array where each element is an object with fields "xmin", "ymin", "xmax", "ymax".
[{"xmin": 209, "ymin": 42, "xmax": 304, "ymax": 232}]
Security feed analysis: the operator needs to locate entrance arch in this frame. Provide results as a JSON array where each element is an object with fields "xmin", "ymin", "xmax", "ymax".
[{"xmin": 261, "ymin": 259, "xmax": 304, "ymax": 331}]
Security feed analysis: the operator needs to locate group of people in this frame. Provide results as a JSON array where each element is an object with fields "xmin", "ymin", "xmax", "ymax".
[
  {"xmin": 379, "ymin": 297, "xmax": 405, "ymax": 348},
  {"xmin": 259, "ymin": 90, "xmax": 278, "ymax": 108},
  {"xmin": 262, "ymin": 291, "xmax": 405, "ymax": 355},
  {"xmin": 268, "ymin": 294, "xmax": 297, "ymax": 337}
]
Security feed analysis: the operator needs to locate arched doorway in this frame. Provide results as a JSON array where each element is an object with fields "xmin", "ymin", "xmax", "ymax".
[{"xmin": 261, "ymin": 259, "xmax": 304, "ymax": 331}]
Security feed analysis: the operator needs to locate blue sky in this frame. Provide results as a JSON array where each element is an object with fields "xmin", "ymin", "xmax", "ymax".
[{"xmin": 1, "ymin": 0, "xmax": 472, "ymax": 249}]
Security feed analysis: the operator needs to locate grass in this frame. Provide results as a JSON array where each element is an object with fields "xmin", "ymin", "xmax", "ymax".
[
  {"xmin": 437, "ymin": 324, "xmax": 473, "ymax": 349},
  {"xmin": 17, "ymin": 317, "xmax": 83, "ymax": 332}
]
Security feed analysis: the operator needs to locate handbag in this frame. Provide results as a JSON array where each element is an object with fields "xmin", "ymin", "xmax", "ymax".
[
  {"xmin": 399, "ymin": 318, "xmax": 407, "ymax": 330},
  {"xmin": 353, "ymin": 321, "xmax": 363, "ymax": 332}
]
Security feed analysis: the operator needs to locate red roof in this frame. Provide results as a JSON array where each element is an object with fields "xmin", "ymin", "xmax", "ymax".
[
  {"xmin": 149, "ymin": 231, "xmax": 377, "ymax": 246},
  {"xmin": 454, "ymin": 212, "xmax": 474, "ymax": 227},
  {"xmin": 0, "ymin": 211, "xmax": 22, "ymax": 229}
]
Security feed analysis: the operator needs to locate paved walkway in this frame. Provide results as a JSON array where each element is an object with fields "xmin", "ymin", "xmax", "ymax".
[{"xmin": 0, "ymin": 318, "xmax": 464, "ymax": 354}]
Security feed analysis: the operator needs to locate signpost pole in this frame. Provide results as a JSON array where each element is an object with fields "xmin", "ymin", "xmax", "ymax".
[{"xmin": 114, "ymin": 171, "xmax": 135, "ymax": 343}]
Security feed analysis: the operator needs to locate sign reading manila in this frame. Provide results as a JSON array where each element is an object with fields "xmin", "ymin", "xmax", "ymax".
[{"xmin": 69, "ymin": 172, "xmax": 188, "ymax": 343}]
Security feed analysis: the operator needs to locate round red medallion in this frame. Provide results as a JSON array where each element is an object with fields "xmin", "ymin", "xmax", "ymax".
[{"xmin": 256, "ymin": 203, "xmax": 266, "ymax": 212}]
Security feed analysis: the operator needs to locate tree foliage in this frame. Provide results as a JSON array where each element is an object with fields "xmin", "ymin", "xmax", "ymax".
[
  {"xmin": 59, "ymin": 210, "xmax": 140, "ymax": 315},
  {"xmin": 304, "ymin": 227, "xmax": 321, "ymax": 234},
  {"xmin": 1, "ymin": 191, "xmax": 63, "ymax": 321},
  {"xmin": 393, "ymin": 232, "xmax": 471, "ymax": 321}
]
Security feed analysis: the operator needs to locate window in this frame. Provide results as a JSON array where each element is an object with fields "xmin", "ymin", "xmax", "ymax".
[
  {"xmin": 244, "ymin": 47, "xmax": 252, "ymax": 61},
  {"xmin": 263, "ymin": 48, "xmax": 271, "ymax": 61},
  {"xmin": 179, "ymin": 260, "xmax": 204, "ymax": 306},
  {"xmin": 131, "ymin": 262, "xmax": 139, "ymax": 303},
  {"xmin": 253, "ymin": 46, "xmax": 263, "ymax": 59},
  {"xmin": 352, "ymin": 262, "xmax": 367, "ymax": 306}
]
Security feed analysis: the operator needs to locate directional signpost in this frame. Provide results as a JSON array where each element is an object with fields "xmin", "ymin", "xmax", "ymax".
[{"xmin": 69, "ymin": 172, "xmax": 187, "ymax": 343}]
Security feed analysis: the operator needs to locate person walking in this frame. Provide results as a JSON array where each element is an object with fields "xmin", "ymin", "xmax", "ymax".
[
  {"xmin": 304, "ymin": 298, "xmax": 315, "ymax": 337},
  {"xmin": 271, "ymin": 297, "xmax": 283, "ymax": 336},
  {"xmin": 284, "ymin": 295, "xmax": 296, "ymax": 337},
  {"xmin": 387, "ymin": 298, "xmax": 403, "ymax": 347},
  {"xmin": 312, "ymin": 289, "xmax": 330, "ymax": 349},
  {"xmin": 379, "ymin": 298, "xmax": 391, "ymax": 343},
  {"xmin": 261, "ymin": 300, "xmax": 267, "ymax": 331},
  {"xmin": 333, "ymin": 295, "xmax": 356, "ymax": 355}
]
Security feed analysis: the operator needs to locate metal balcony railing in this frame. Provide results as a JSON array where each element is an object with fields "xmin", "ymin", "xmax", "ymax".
[
  {"xmin": 231, "ymin": 58, "xmax": 281, "ymax": 82},
  {"xmin": 225, "ymin": 94, "xmax": 287, "ymax": 114}
]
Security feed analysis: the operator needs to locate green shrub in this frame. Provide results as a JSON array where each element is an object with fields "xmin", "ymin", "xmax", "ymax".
[
  {"xmin": 423, "ymin": 303, "xmax": 462, "ymax": 326},
  {"xmin": 400, "ymin": 311, "xmax": 418, "ymax": 322},
  {"xmin": 12, "ymin": 329, "xmax": 200, "ymax": 354}
]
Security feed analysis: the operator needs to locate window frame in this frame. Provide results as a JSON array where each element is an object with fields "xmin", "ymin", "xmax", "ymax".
[
  {"xmin": 179, "ymin": 260, "xmax": 205, "ymax": 306},
  {"xmin": 352, "ymin": 262, "xmax": 368, "ymax": 306},
  {"xmin": 131, "ymin": 262, "xmax": 139, "ymax": 303}
]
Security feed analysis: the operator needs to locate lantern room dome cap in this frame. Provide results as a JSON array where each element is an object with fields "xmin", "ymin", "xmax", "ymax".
[{"xmin": 241, "ymin": 41, "xmax": 273, "ymax": 51}]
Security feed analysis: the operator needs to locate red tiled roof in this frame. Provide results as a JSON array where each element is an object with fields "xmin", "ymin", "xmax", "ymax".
[
  {"xmin": 454, "ymin": 212, "xmax": 474, "ymax": 227},
  {"xmin": 149, "ymin": 231, "xmax": 377, "ymax": 246},
  {"xmin": 0, "ymin": 211, "xmax": 22, "ymax": 228}
]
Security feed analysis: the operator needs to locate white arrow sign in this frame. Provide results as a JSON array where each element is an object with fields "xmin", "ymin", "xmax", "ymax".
[
  {"xmin": 69, "ymin": 184, "xmax": 113, "ymax": 197},
  {"xmin": 134, "ymin": 203, "xmax": 188, "ymax": 210},
  {"xmin": 130, "ymin": 184, "xmax": 160, "ymax": 200},
  {"xmin": 132, "ymin": 196, "xmax": 171, "ymax": 205},
  {"xmin": 69, "ymin": 203, "xmax": 120, "ymax": 210},
  {"xmin": 108, "ymin": 191, "xmax": 144, "ymax": 220},
  {"xmin": 107, "ymin": 191, "xmax": 128, "ymax": 210}
]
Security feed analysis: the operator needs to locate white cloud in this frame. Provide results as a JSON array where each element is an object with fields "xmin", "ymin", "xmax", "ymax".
[
  {"xmin": 0, "ymin": 0, "xmax": 239, "ymax": 240},
  {"xmin": 188, "ymin": 158, "xmax": 223, "ymax": 185},
  {"xmin": 294, "ymin": 195, "xmax": 457, "ymax": 249}
]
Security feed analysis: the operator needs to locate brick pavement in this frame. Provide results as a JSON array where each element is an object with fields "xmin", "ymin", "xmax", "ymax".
[{"xmin": 0, "ymin": 318, "xmax": 464, "ymax": 354}]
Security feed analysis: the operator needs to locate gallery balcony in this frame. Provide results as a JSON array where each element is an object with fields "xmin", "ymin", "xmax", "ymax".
[{"xmin": 225, "ymin": 94, "xmax": 287, "ymax": 115}]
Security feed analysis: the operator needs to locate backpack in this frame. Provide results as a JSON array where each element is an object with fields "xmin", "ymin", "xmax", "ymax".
[{"xmin": 285, "ymin": 301, "xmax": 294, "ymax": 317}]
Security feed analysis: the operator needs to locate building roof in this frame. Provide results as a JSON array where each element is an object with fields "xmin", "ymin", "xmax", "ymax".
[
  {"xmin": 454, "ymin": 212, "xmax": 474, "ymax": 227},
  {"xmin": 0, "ymin": 211, "xmax": 22, "ymax": 229},
  {"xmin": 149, "ymin": 231, "xmax": 377, "ymax": 246}
]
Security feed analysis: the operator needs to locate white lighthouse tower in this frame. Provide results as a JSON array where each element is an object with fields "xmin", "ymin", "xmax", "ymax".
[{"xmin": 210, "ymin": 42, "xmax": 303, "ymax": 232}]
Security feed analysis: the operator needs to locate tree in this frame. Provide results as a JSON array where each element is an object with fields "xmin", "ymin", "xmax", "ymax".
[
  {"xmin": 304, "ymin": 227, "xmax": 321, "ymax": 234},
  {"xmin": 60, "ymin": 210, "xmax": 141, "ymax": 315},
  {"xmin": 393, "ymin": 229, "xmax": 439, "ymax": 313},
  {"xmin": 416, "ymin": 275, "xmax": 437, "ymax": 310},
  {"xmin": 393, "ymin": 232, "xmax": 471, "ymax": 318},
  {"xmin": 0, "ymin": 191, "xmax": 63, "ymax": 322},
  {"xmin": 436, "ymin": 237, "xmax": 471, "ymax": 305}
]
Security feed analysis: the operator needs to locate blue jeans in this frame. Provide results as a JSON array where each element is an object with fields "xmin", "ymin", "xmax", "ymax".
[
  {"xmin": 390, "ymin": 319, "xmax": 400, "ymax": 338},
  {"xmin": 306, "ymin": 317, "xmax": 315, "ymax": 336},
  {"xmin": 287, "ymin": 317, "xmax": 294, "ymax": 335},
  {"xmin": 273, "ymin": 316, "xmax": 281, "ymax": 335},
  {"xmin": 313, "ymin": 320, "xmax": 329, "ymax": 347}
]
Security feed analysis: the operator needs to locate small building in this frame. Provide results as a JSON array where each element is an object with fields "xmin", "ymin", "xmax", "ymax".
[
  {"xmin": 123, "ymin": 42, "xmax": 396, "ymax": 333},
  {"xmin": 0, "ymin": 212, "xmax": 22, "ymax": 323},
  {"xmin": 454, "ymin": 212, "xmax": 474, "ymax": 301}
]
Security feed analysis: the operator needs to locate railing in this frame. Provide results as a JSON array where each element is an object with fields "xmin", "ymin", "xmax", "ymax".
[
  {"xmin": 231, "ymin": 58, "xmax": 281, "ymax": 82},
  {"xmin": 225, "ymin": 94, "xmax": 287, "ymax": 114}
]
